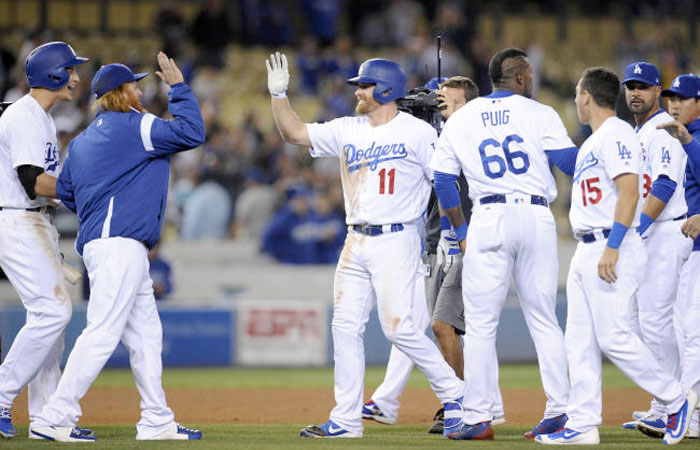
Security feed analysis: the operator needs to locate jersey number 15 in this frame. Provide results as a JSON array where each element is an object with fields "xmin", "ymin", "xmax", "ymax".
[{"xmin": 580, "ymin": 177, "xmax": 602, "ymax": 206}]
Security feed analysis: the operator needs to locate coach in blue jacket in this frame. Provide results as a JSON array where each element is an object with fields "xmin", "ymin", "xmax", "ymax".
[{"xmin": 30, "ymin": 52, "xmax": 205, "ymax": 443}]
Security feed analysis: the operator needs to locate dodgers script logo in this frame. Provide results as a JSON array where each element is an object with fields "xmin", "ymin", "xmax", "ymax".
[
  {"xmin": 344, "ymin": 141, "xmax": 408, "ymax": 173},
  {"xmin": 573, "ymin": 151, "xmax": 599, "ymax": 182},
  {"xmin": 44, "ymin": 142, "xmax": 59, "ymax": 172}
]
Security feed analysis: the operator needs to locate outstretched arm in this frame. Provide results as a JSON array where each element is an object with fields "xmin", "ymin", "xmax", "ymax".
[{"xmin": 267, "ymin": 52, "xmax": 311, "ymax": 147}]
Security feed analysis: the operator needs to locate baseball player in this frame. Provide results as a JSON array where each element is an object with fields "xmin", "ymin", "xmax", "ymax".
[
  {"xmin": 29, "ymin": 54, "xmax": 205, "ymax": 442},
  {"xmin": 266, "ymin": 52, "xmax": 465, "ymax": 439},
  {"xmin": 362, "ymin": 76, "xmax": 506, "ymax": 433},
  {"xmin": 654, "ymin": 73, "xmax": 700, "ymax": 439},
  {"xmin": 431, "ymin": 48, "xmax": 576, "ymax": 440},
  {"xmin": 535, "ymin": 66, "xmax": 697, "ymax": 446},
  {"xmin": 618, "ymin": 62, "xmax": 692, "ymax": 437},
  {"xmin": 0, "ymin": 41, "xmax": 91, "ymax": 440}
]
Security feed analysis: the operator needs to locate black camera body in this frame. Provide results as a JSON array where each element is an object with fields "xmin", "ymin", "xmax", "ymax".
[{"xmin": 397, "ymin": 87, "xmax": 443, "ymax": 133}]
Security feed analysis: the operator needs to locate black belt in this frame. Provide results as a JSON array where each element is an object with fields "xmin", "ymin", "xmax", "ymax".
[
  {"xmin": 351, "ymin": 223, "xmax": 404, "ymax": 236},
  {"xmin": 479, "ymin": 194, "xmax": 548, "ymax": 207},
  {"xmin": 0, "ymin": 206, "xmax": 54, "ymax": 213}
]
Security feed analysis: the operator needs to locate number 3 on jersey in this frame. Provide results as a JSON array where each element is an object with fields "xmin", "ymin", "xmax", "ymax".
[{"xmin": 479, "ymin": 134, "xmax": 530, "ymax": 179}]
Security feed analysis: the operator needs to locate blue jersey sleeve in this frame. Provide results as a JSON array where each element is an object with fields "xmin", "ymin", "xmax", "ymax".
[
  {"xmin": 545, "ymin": 146, "xmax": 578, "ymax": 176},
  {"xmin": 56, "ymin": 156, "xmax": 77, "ymax": 213},
  {"xmin": 146, "ymin": 83, "xmax": 206, "ymax": 156}
]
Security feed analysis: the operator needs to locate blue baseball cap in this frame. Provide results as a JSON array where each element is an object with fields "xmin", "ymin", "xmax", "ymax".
[
  {"xmin": 622, "ymin": 61, "xmax": 660, "ymax": 86},
  {"xmin": 424, "ymin": 77, "xmax": 448, "ymax": 90},
  {"xmin": 91, "ymin": 63, "xmax": 148, "ymax": 99},
  {"xmin": 661, "ymin": 74, "xmax": 700, "ymax": 99}
]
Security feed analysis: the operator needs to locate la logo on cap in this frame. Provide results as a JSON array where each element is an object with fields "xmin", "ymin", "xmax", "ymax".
[
  {"xmin": 634, "ymin": 64, "xmax": 642, "ymax": 74},
  {"xmin": 674, "ymin": 78, "xmax": 681, "ymax": 88}
]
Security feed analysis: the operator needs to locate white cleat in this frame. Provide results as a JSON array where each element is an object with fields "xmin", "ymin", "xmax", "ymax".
[
  {"xmin": 137, "ymin": 423, "xmax": 202, "ymax": 440},
  {"xmin": 535, "ymin": 427, "xmax": 600, "ymax": 445},
  {"xmin": 29, "ymin": 426, "xmax": 96, "ymax": 443}
]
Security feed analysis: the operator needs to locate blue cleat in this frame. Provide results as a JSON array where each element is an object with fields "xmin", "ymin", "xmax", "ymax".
[
  {"xmin": 634, "ymin": 413, "xmax": 665, "ymax": 438},
  {"xmin": 0, "ymin": 407, "xmax": 15, "ymax": 439},
  {"xmin": 524, "ymin": 413, "xmax": 567, "ymax": 440},
  {"xmin": 663, "ymin": 390, "xmax": 699, "ymax": 445},
  {"xmin": 29, "ymin": 426, "xmax": 97, "ymax": 442},
  {"xmin": 362, "ymin": 401, "xmax": 395, "ymax": 424},
  {"xmin": 442, "ymin": 397, "xmax": 464, "ymax": 436},
  {"xmin": 300, "ymin": 420, "xmax": 362, "ymax": 438},
  {"xmin": 446, "ymin": 421, "xmax": 494, "ymax": 440}
]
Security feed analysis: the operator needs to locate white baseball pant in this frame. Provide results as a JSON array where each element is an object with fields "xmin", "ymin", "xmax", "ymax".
[
  {"xmin": 35, "ymin": 237, "xmax": 176, "ymax": 439},
  {"xmin": 462, "ymin": 202, "xmax": 569, "ymax": 424},
  {"xmin": 370, "ymin": 275, "xmax": 430, "ymax": 423},
  {"xmin": 329, "ymin": 224, "xmax": 463, "ymax": 434},
  {"xmin": 565, "ymin": 233, "xmax": 685, "ymax": 432},
  {"xmin": 635, "ymin": 219, "xmax": 691, "ymax": 415},
  {"xmin": 0, "ymin": 209, "xmax": 71, "ymax": 427},
  {"xmin": 677, "ymin": 251, "xmax": 700, "ymax": 399}
]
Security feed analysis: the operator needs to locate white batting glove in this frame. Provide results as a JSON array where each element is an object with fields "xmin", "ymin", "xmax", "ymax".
[
  {"xmin": 436, "ymin": 230, "xmax": 462, "ymax": 275},
  {"xmin": 266, "ymin": 51, "xmax": 289, "ymax": 99}
]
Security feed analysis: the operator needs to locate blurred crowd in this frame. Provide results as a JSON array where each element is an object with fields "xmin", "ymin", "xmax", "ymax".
[{"xmin": 0, "ymin": 0, "xmax": 695, "ymax": 266}]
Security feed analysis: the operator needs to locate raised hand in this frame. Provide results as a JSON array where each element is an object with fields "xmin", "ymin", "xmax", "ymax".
[
  {"xmin": 266, "ymin": 51, "xmax": 290, "ymax": 98},
  {"xmin": 155, "ymin": 51, "xmax": 184, "ymax": 86}
]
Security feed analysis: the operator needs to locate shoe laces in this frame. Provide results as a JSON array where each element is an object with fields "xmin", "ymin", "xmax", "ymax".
[
  {"xmin": 0, "ymin": 408, "xmax": 10, "ymax": 420},
  {"xmin": 178, "ymin": 424, "xmax": 200, "ymax": 434},
  {"xmin": 667, "ymin": 414, "xmax": 679, "ymax": 431}
]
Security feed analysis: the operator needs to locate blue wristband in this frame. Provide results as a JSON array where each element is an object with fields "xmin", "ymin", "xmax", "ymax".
[
  {"xmin": 638, "ymin": 212, "xmax": 653, "ymax": 235},
  {"xmin": 606, "ymin": 221, "xmax": 629, "ymax": 249},
  {"xmin": 440, "ymin": 215, "xmax": 451, "ymax": 231},
  {"xmin": 454, "ymin": 222, "xmax": 468, "ymax": 241}
]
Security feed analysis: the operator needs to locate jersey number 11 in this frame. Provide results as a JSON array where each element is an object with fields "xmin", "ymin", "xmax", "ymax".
[{"xmin": 379, "ymin": 168, "xmax": 395, "ymax": 194}]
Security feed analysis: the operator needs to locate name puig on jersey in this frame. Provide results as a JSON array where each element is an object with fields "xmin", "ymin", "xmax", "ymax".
[
  {"xmin": 344, "ymin": 141, "xmax": 407, "ymax": 173},
  {"xmin": 480, "ymin": 109, "xmax": 510, "ymax": 128}
]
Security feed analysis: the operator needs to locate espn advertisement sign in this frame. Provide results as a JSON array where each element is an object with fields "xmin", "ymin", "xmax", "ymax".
[{"xmin": 237, "ymin": 300, "xmax": 328, "ymax": 366}]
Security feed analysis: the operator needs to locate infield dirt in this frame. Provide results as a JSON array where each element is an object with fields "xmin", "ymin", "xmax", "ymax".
[{"xmin": 10, "ymin": 387, "xmax": 649, "ymax": 426}]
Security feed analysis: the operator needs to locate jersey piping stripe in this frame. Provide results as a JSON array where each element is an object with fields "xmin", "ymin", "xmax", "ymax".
[
  {"xmin": 100, "ymin": 196, "xmax": 114, "ymax": 238},
  {"xmin": 140, "ymin": 113, "xmax": 156, "ymax": 151}
]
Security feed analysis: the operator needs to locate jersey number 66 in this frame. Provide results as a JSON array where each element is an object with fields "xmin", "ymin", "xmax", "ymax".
[{"xmin": 478, "ymin": 134, "xmax": 530, "ymax": 179}]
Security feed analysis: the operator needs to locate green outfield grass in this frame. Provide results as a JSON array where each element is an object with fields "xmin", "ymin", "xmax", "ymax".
[
  {"xmin": 2, "ymin": 424, "xmax": 685, "ymax": 448},
  {"xmin": 92, "ymin": 362, "xmax": 638, "ymax": 390}
]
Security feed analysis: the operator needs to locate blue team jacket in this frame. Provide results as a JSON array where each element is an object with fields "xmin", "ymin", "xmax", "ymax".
[
  {"xmin": 57, "ymin": 83, "xmax": 205, "ymax": 255},
  {"xmin": 685, "ymin": 118, "xmax": 700, "ymax": 251}
]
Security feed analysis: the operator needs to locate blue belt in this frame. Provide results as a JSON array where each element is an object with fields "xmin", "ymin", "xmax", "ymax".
[
  {"xmin": 580, "ymin": 229, "xmax": 611, "ymax": 243},
  {"xmin": 673, "ymin": 214, "xmax": 687, "ymax": 221},
  {"xmin": 351, "ymin": 223, "xmax": 404, "ymax": 236},
  {"xmin": 479, "ymin": 194, "xmax": 548, "ymax": 207},
  {"xmin": 0, "ymin": 206, "xmax": 50, "ymax": 212}
]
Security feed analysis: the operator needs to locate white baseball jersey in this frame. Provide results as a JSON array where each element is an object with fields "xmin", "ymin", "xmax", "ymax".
[
  {"xmin": 307, "ymin": 111, "xmax": 435, "ymax": 225},
  {"xmin": 430, "ymin": 91, "xmax": 575, "ymax": 203},
  {"xmin": 569, "ymin": 116, "xmax": 642, "ymax": 234},
  {"xmin": 636, "ymin": 109, "xmax": 687, "ymax": 220},
  {"xmin": 0, "ymin": 94, "xmax": 60, "ymax": 208}
]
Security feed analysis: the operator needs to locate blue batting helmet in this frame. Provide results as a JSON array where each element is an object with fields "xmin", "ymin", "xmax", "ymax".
[
  {"xmin": 347, "ymin": 58, "xmax": 407, "ymax": 104},
  {"xmin": 25, "ymin": 41, "xmax": 89, "ymax": 90}
]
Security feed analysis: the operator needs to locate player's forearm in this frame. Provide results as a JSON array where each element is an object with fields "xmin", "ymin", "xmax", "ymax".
[
  {"xmin": 443, "ymin": 205, "xmax": 466, "ymax": 229},
  {"xmin": 34, "ymin": 173, "xmax": 57, "ymax": 198},
  {"xmin": 640, "ymin": 193, "xmax": 667, "ymax": 221},
  {"xmin": 612, "ymin": 175, "xmax": 640, "ymax": 227},
  {"xmin": 271, "ymin": 97, "xmax": 311, "ymax": 147}
]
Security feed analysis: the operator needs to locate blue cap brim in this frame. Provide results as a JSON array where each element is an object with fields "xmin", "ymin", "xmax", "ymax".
[
  {"xmin": 133, "ymin": 72, "xmax": 148, "ymax": 81},
  {"xmin": 347, "ymin": 76, "xmax": 375, "ymax": 85},
  {"xmin": 622, "ymin": 76, "xmax": 658, "ymax": 86}
]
